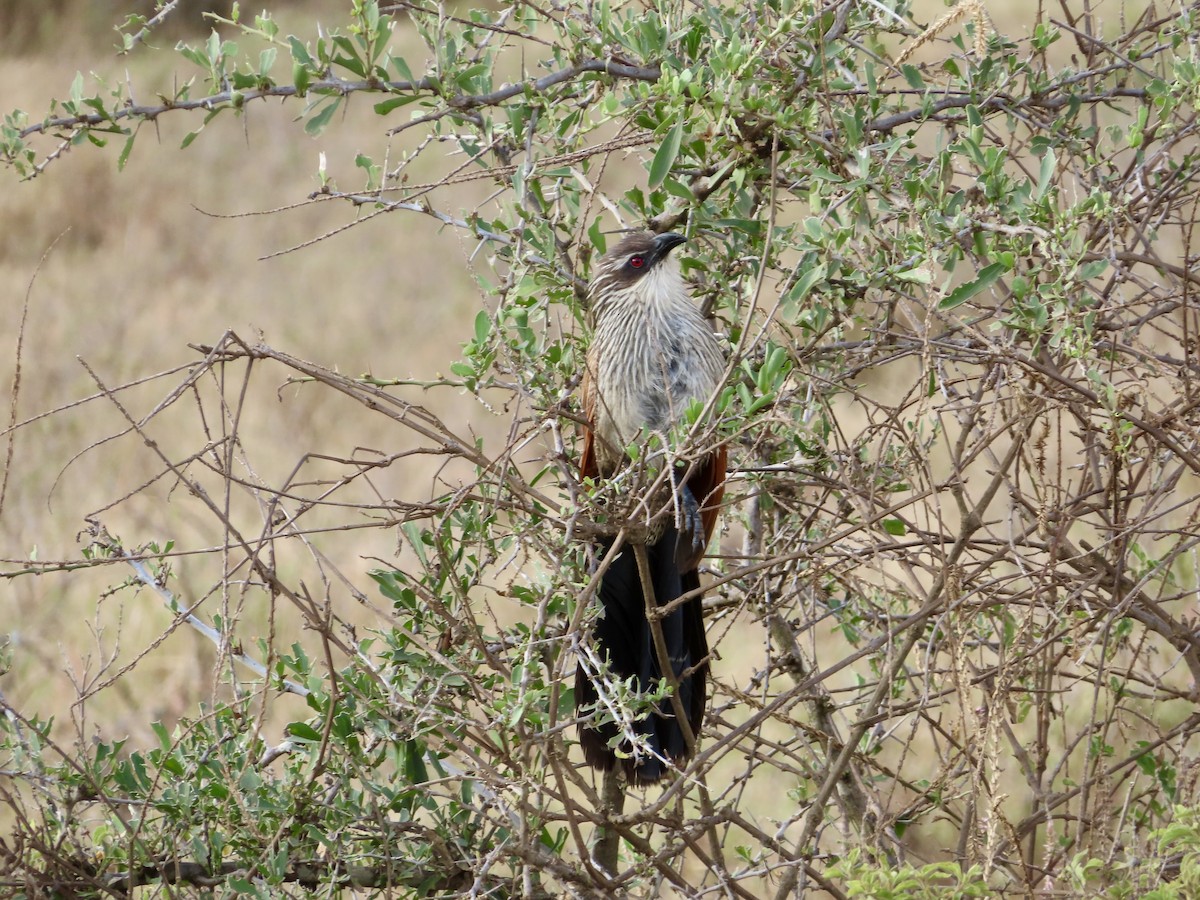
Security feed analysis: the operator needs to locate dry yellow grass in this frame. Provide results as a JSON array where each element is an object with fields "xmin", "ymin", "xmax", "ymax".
[{"xmin": 0, "ymin": 3, "xmax": 495, "ymax": 745}]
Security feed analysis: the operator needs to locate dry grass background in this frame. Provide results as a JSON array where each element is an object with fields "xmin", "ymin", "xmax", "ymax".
[{"xmin": 0, "ymin": 1, "xmax": 497, "ymax": 743}]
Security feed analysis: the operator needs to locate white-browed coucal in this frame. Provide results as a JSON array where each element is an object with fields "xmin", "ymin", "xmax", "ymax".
[{"xmin": 576, "ymin": 231, "xmax": 726, "ymax": 783}]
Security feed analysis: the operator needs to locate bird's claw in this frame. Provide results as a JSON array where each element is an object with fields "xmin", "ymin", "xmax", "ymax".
[{"xmin": 678, "ymin": 483, "xmax": 706, "ymax": 553}]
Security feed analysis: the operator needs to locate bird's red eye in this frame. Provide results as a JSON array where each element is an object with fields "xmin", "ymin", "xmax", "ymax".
[{"xmin": 628, "ymin": 255, "xmax": 646, "ymax": 269}]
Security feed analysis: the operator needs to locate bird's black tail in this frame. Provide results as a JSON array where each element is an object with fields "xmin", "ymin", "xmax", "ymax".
[{"xmin": 576, "ymin": 524, "xmax": 709, "ymax": 784}]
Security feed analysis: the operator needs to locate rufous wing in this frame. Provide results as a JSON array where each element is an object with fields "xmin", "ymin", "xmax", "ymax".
[{"xmin": 578, "ymin": 367, "xmax": 600, "ymax": 481}]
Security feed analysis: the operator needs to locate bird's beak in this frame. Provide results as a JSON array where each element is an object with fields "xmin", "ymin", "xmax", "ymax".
[{"xmin": 653, "ymin": 233, "xmax": 688, "ymax": 259}]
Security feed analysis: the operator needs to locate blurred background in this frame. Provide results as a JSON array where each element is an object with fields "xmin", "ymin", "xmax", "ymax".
[{"xmin": 0, "ymin": 0, "xmax": 496, "ymax": 735}]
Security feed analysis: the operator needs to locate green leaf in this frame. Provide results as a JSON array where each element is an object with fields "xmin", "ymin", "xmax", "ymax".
[
  {"xmin": 286, "ymin": 721, "xmax": 323, "ymax": 741},
  {"xmin": 331, "ymin": 35, "xmax": 366, "ymax": 76},
  {"xmin": 178, "ymin": 44, "xmax": 208, "ymax": 69},
  {"xmin": 895, "ymin": 267, "xmax": 933, "ymax": 284},
  {"xmin": 883, "ymin": 518, "xmax": 907, "ymax": 536},
  {"xmin": 1034, "ymin": 147, "xmax": 1055, "ymax": 201},
  {"xmin": 940, "ymin": 261, "xmax": 1009, "ymax": 309},
  {"xmin": 293, "ymin": 61, "xmax": 311, "ymax": 97},
  {"xmin": 649, "ymin": 121, "xmax": 683, "ymax": 189},
  {"xmin": 117, "ymin": 132, "xmax": 136, "ymax": 171},
  {"xmin": 786, "ymin": 262, "xmax": 827, "ymax": 303},
  {"xmin": 661, "ymin": 175, "xmax": 693, "ymax": 200},
  {"xmin": 374, "ymin": 95, "xmax": 419, "ymax": 115},
  {"xmin": 305, "ymin": 98, "xmax": 340, "ymax": 136},
  {"xmin": 392, "ymin": 55, "xmax": 415, "ymax": 83},
  {"xmin": 588, "ymin": 217, "xmax": 606, "ymax": 255},
  {"xmin": 401, "ymin": 739, "xmax": 429, "ymax": 784},
  {"xmin": 747, "ymin": 391, "xmax": 776, "ymax": 414},
  {"xmin": 355, "ymin": 152, "xmax": 381, "ymax": 189},
  {"xmin": 454, "ymin": 63, "xmax": 490, "ymax": 92},
  {"xmin": 206, "ymin": 30, "xmax": 222, "ymax": 65},
  {"xmin": 288, "ymin": 35, "xmax": 313, "ymax": 67}
]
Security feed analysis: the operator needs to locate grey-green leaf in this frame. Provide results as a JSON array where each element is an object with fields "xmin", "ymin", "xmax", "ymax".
[
  {"xmin": 649, "ymin": 121, "xmax": 683, "ymax": 189},
  {"xmin": 940, "ymin": 261, "xmax": 1009, "ymax": 310}
]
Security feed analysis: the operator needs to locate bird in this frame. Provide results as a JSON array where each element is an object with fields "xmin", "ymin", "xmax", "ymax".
[{"xmin": 575, "ymin": 230, "xmax": 727, "ymax": 783}]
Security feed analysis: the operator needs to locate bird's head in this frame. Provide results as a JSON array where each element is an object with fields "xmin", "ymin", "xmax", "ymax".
[{"xmin": 588, "ymin": 231, "xmax": 688, "ymax": 317}]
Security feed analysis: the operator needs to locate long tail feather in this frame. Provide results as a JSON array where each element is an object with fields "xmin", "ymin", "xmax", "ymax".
[{"xmin": 576, "ymin": 524, "xmax": 709, "ymax": 784}]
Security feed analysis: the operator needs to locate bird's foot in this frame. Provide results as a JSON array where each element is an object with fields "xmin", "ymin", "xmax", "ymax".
[{"xmin": 676, "ymin": 483, "xmax": 707, "ymax": 564}]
